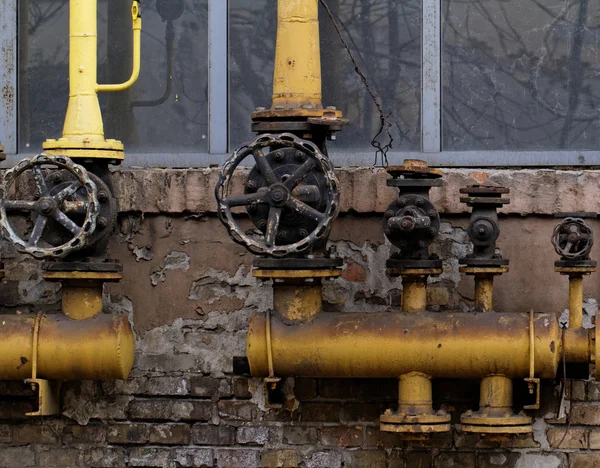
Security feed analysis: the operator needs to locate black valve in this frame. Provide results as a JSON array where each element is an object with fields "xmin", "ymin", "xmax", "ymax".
[{"xmin": 552, "ymin": 215, "xmax": 594, "ymax": 261}]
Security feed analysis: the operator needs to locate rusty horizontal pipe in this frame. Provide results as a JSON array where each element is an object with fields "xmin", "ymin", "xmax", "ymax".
[
  {"xmin": 247, "ymin": 312, "xmax": 592, "ymax": 379},
  {"xmin": 0, "ymin": 313, "xmax": 135, "ymax": 380}
]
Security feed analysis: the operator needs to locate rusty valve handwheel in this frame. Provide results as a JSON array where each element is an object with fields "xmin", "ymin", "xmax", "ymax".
[
  {"xmin": 215, "ymin": 133, "xmax": 340, "ymax": 257},
  {"xmin": 0, "ymin": 153, "xmax": 99, "ymax": 259},
  {"xmin": 551, "ymin": 217, "xmax": 594, "ymax": 260}
]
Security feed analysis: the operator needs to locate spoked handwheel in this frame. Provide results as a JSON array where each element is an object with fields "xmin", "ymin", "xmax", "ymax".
[
  {"xmin": 0, "ymin": 153, "xmax": 99, "ymax": 259},
  {"xmin": 215, "ymin": 133, "xmax": 340, "ymax": 257},
  {"xmin": 551, "ymin": 217, "xmax": 594, "ymax": 260}
]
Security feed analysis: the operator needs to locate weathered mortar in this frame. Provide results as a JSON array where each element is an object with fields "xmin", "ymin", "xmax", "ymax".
[{"xmin": 0, "ymin": 167, "xmax": 599, "ymax": 467}]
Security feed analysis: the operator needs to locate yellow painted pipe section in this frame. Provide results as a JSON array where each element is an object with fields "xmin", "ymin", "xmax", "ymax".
[
  {"xmin": 480, "ymin": 375, "xmax": 512, "ymax": 411},
  {"xmin": 475, "ymin": 276, "xmax": 494, "ymax": 312},
  {"xmin": 0, "ymin": 314, "xmax": 135, "ymax": 380},
  {"xmin": 60, "ymin": 0, "xmax": 141, "ymax": 143},
  {"xmin": 248, "ymin": 312, "xmax": 588, "ymax": 379},
  {"xmin": 402, "ymin": 278, "xmax": 427, "ymax": 313},
  {"xmin": 272, "ymin": 0, "xmax": 323, "ymax": 109},
  {"xmin": 569, "ymin": 276, "xmax": 583, "ymax": 329},
  {"xmin": 62, "ymin": 284, "xmax": 103, "ymax": 320},
  {"xmin": 399, "ymin": 372, "xmax": 433, "ymax": 414},
  {"xmin": 273, "ymin": 284, "xmax": 322, "ymax": 322}
]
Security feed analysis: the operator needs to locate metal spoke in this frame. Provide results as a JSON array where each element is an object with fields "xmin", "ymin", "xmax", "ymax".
[
  {"xmin": 32, "ymin": 166, "xmax": 48, "ymax": 195},
  {"xmin": 55, "ymin": 182, "xmax": 81, "ymax": 202},
  {"xmin": 4, "ymin": 200, "xmax": 37, "ymax": 211},
  {"xmin": 252, "ymin": 149, "xmax": 278, "ymax": 185},
  {"xmin": 27, "ymin": 216, "xmax": 48, "ymax": 247},
  {"xmin": 265, "ymin": 207, "xmax": 282, "ymax": 247},
  {"xmin": 291, "ymin": 185, "xmax": 320, "ymax": 203},
  {"xmin": 284, "ymin": 159, "xmax": 316, "ymax": 189},
  {"xmin": 53, "ymin": 210, "xmax": 80, "ymax": 235},
  {"xmin": 286, "ymin": 197, "xmax": 325, "ymax": 223},
  {"xmin": 61, "ymin": 201, "xmax": 88, "ymax": 214},
  {"xmin": 226, "ymin": 191, "xmax": 267, "ymax": 208}
]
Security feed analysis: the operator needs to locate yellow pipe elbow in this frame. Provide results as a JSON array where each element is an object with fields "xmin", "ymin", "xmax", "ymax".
[{"xmin": 96, "ymin": 1, "xmax": 142, "ymax": 93}]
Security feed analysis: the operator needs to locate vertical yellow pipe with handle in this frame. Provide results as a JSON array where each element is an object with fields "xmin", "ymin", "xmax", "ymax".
[{"xmin": 43, "ymin": 0, "xmax": 142, "ymax": 161}]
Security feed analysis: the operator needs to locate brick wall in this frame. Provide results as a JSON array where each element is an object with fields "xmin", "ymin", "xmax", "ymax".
[{"xmin": 1, "ymin": 168, "xmax": 600, "ymax": 467}]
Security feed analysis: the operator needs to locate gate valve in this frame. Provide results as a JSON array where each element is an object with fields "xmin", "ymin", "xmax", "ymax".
[
  {"xmin": 552, "ymin": 217, "xmax": 594, "ymax": 260},
  {"xmin": 215, "ymin": 133, "xmax": 339, "ymax": 257},
  {"xmin": 0, "ymin": 153, "xmax": 99, "ymax": 259}
]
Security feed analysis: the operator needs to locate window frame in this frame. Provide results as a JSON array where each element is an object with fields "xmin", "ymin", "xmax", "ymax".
[{"xmin": 2, "ymin": 0, "xmax": 600, "ymax": 167}]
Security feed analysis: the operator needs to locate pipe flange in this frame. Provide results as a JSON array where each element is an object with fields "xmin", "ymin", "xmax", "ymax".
[
  {"xmin": 461, "ymin": 410, "xmax": 532, "ymax": 433},
  {"xmin": 380, "ymin": 410, "xmax": 451, "ymax": 433},
  {"xmin": 460, "ymin": 266, "xmax": 510, "ymax": 276},
  {"xmin": 460, "ymin": 424, "xmax": 532, "ymax": 434},
  {"xmin": 215, "ymin": 133, "xmax": 339, "ymax": 257},
  {"xmin": 380, "ymin": 423, "xmax": 451, "ymax": 433}
]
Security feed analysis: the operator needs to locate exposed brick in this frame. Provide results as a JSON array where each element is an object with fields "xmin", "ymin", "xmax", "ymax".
[
  {"xmin": 566, "ymin": 380, "xmax": 587, "ymax": 401},
  {"xmin": 189, "ymin": 376, "xmax": 222, "ymax": 398},
  {"xmin": 145, "ymin": 376, "xmax": 190, "ymax": 396},
  {"xmin": 237, "ymin": 426, "xmax": 281, "ymax": 445},
  {"xmin": 589, "ymin": 429, "xmax": 600, "ymax": 449},
  {"xmin": 282, "ymin": 426, "xmax": 318, "ymax": 445},
  {"xmin": 547, "ymin": 427, "xmax": 587, "ymax": 449},
  {"xmin": 0, "ymin": 447, "xmax": 35, "ymax": 467},
  {"xmin": 173, "ymin": 448, "xmax": 214, "ymax": 468},
  {"xmin": 128, "ymin": 447, "xmax": 172, "ymax": 467},
  {"xmin": 233, "ymin": 378, "xmax": 253, "ymax": 399},
  {"xmin": 214, "ymin": 448, "xmax": 260, "ymax": 468},
  {"xmin": 389, "ymin": 451, "xmax": 433, "ymax": 468},
  {"xmin": 83, "ymin": 447, "xmax": 128, "ymax": 468},
  {"xmin": 107, "ymin": 423, "xmax": 149, "ymax": 444},
  {"xmin": 454, "ymin": 431, "xmax": 539, "ymax": 449},
  {"xmin": 0, "ymin": 400, "xmax": 35, "ymax": 420},
  {"xmin": 301, "ymin": 403, "xmax": 341, "ymax": 423},
  {"xmin": 342, "ymin": 450, "xmax": 386, "ymax": 468},
  {"xmin": 435, "ymin": 452, "xmax": 476, "ymax": 468},
  {"xmin": 294, "ymin": 378, "xmax": 317, "ymax": 400},
  {"xmin": 340, "ymin": 402, "xmax": 382, "ymax": 423},
  {"xmin": 319, "ymin": 426, "xmax": 363, "ymax": 447},
  {"xmin": 476, "ymin": 453, "xmax": 522, "ymax": 468},
  {"xmin": 38, "ymin": 448, "xmax": 83, "ymax": 467},
  {"xmin": 343, "ymin": 263, "xmax": 367, "ymax": 282},
  {"xmin": 0, "ymin": 424, "xmax": 11, "ymax": 443},
  {"xmin": 129, "ymin": 399, "xmax": 213, "ymax": 421},
  {"xmin": 217, "ymin": 400, "xmax": 257, "ymax": 421},
  {"xmin": 261, "ymin": 450, "xmax": 298, "ymax": 468},
  {"xmin": 192, "ymin": 425, "xmax": 236, "ymax": 445},
  {"xmin": 366, "ymin": 428, "xmax": 452, "ymax": 449},
  {"xmin": 570, "ymin": 454, "xmax": 600, "ymax": 468},
  {"xmin": 304, "ymin": 451, "xmax": 343, "ymax": 468},
  {"xmin": 570, "ymin": 405, "xmax": 600, "ymax": 425},
  {"xmin": 13, "ymin": 424, "xmax": 59, "ymax": 444},
  {"xmin": 588, "ymin": 381, "xmax": 600, "ymax": 400},
  {"xmin": 149, "ymin": 423, "xmax": 191, "ymax": 444},
  {"xmin": 63, "ymin": 424, "xmax": 106, "ymax": 444}
]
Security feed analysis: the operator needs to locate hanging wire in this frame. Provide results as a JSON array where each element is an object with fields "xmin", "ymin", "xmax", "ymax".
[{"xmin": 319, "ymin": 0, "xmax": 394, "ymax": 168}]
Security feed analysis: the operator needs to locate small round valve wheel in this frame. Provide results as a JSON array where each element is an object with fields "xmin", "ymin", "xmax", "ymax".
[
  {"xmin": 0, "ymin": 153, "xmax": 99, "ymax": 259},
  {"xmin": 551, "ymin": 217, "xmax": 594, "ymax": 260},
  {"xmin": 215, "ymin": 133, "xmax": 340, "ymax": 257}
]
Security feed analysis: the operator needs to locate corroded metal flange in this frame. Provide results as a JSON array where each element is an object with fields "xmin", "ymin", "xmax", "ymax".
[
  {"xmin": 460, "ymin": 266, "xmax": 510, "ymax": 275},
  {"xmin": 380, "ymin": 410, "xmax": 451, "ymax": 434},
  {"xmin": 387, "ymin": 160, "xmax": 443, "ymax": 179},
  {"xmin": 43, "ymin": 139, "xmax": 124, "ymax": 161},
  {"xmin": 253, "ymin": 269, "xmax": 342, "ymax": 280},
  {"xmin": 460, "ymin": 410, "xmax": 532, "ymax": 434}
]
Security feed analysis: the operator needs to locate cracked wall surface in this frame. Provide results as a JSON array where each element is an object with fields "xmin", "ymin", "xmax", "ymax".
[{"xmin": 0, "ymin": 167, "xmax": 599, "ymax": 467}]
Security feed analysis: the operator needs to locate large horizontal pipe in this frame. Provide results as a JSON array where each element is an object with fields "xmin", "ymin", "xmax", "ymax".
[
  {"xmin": 0, "ymin": 314, "xmax": 135, "ymax": 380},
  {"xmin": 247, "ymin": 312, "xmax": 592, "ymax": 379}
]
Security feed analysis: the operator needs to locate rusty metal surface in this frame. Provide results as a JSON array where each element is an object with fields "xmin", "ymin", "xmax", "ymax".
[
  {"xmin": 387, "ymin": 160, "xmax": 443, "ymax": 179},
  {"xmin": 0, "ymin": 154, "xmax": 99, "ymax": 259},
  {"xmin": 460, "ymin": 267, "xmax": 510, "ymax": 275},
  {"xmin": 247, "ymin": 311, "xmax": 580, "ymax": 379},
  {"xmin": 0, "ymin": 313, "xmax": 134, "ymax": 380},
  {"xmin": 216, "ymin": 133, "xmax": 339, "ymax": 257},
  {"xmin": 273, "ymin": 284, "xmax": 322, "ymax": 322},
  {"xmin": 552, "ymin": 217, "xmax": 594, "ymax": 260},
  {"xmin": 253, "ymin": 269, "xmax": 342, "ymax": 279}
]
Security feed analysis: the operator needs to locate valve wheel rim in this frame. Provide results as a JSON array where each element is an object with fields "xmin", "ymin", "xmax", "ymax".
[
  {"xmin": 551, "ymin": 217, "xmax": 594, "ymax": 260},
  {"xmin": 0, "ymin": 153, "xmax": 100, "ymax": 259},
  {"xmin": 215, "ymin": 133, "xmax": 340, "ymax": 257}
]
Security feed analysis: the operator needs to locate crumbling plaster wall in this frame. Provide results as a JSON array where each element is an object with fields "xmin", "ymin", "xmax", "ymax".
[{"xmin": 1, "ymin": 167, "xmax": 600, "ymax": 467}]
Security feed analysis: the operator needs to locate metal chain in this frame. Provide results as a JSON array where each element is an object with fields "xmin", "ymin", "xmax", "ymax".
[{"xmin": 319, "ymin": 0, "xmax": 394, "ymax": 168}]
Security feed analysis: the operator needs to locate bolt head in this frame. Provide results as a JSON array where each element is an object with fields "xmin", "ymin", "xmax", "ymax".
[
  {"xmin": 295, "ymin": 151, "xmax": 307, "ymax": 162},
  {"xmin": 97, "ymin": 216, "xmax": 108, "ymax": 229},
  {"xmin": 428, "ymin": 210, "xmax": 437, "ymax": 218},
  {"xmin": 398, "ymin": 198, "xmax": 407, "ymax": 207},
  {"xmin": 415, "ymin": 198, "xmax": 424, "ymax": 206},
  {"xmin": 247, "ymin": 205, "xmax": 257, "ymax": 213},
  {"xmin": 246, "ymin": 180, "xmax": 257, "ymax": 191},
  {"xmin": 257, "ymin": 219, "xmax": 267, "ymax": 229},
  {"xmin": 276, "ymin": 231, "xmax": 288, "ymax": 242},
  {"xmin": 299, "ymin": 229, "xmax": 309, "ymax": 238},
  {"xmin": 385, "ymin": 210, "xmax": 395, "ymax": 219},
  {"xmin": 98, "ymin": 190, "xmax": 108, "ymax": 202},
  {"xmin": 417, "ymin": 240, "xmax": 426, "ymax": 248},
  {"xmin": 429, "ymin": 228, "xmax": 438, "ymax": 236},
  {"xmin": 274, "ymin": 150, "xmax": 285, "ymax": 162}
]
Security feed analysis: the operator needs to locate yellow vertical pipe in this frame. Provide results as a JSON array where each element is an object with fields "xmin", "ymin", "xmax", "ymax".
[
  {"xmin": 62, "ymin": 0, "xmax": 105, "ymax": 142},
  {"xmin": 402, "ymin": 278, "xmax": 427, "ymax": 313},
  {"xmin": 475, "ymin": 276, "xmax": 494, "ymax": 312},
  {"xmin": 61, "ymin": 284, "xmax": 103, "ymax": 320},
  {"xmin": 398, "ymin": 372, "xmax": 433, "ymax": 414},
  {"xmin": 272, "ymin": 0, "xmax": 323, "ymax": 109},
  {"xmin": 569, "ymin": 275, "xmax": 583, "ymax": 329},
  {"xmin": 479, "ymin": 375, "xmax": 513, "ymax": 412},
  {"xmin": 273, "ymin": 283, "xmax": 322, "ymax": 322}
]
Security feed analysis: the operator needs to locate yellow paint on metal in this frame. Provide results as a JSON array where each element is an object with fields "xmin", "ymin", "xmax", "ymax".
[
  {"xmin": 271, "ymin": 0, "xmax": 323, "ymax": 110},
  {"xmin": 398, "ymin": 372, "xmax": 433, "ymax": 413},
  {"xmin": 475, "ymin": 276, "xmax": 494, "ymax": 312},
  {"xmin": 247, "ymin": 311, "xmax": 590, "ymax": 378},
  {"xmin": 569, "ymin": 276, "xmax": 584, "ymax": 329},
  {"xmin": 388, "ymin": 268, "xmax": 443, "ymax": 277},
  {"xmin": 460, "ymin": 424, "xmax": 532, "ymax": 434},
  {"xmin": 42, "ymin": 271, "xmax": 123, "ymax": 281},
  {"xmin": 273, "ymin": 284, "xmax": 322, "ymax": 321},
  {"xmin": 0, "ymin": 314, "xmax": 134, "ymax": 380},
  {"xmin": 402, "ymin": 278, "xmax": 427, "ymax": 313},
  {"xmin": 42, "ymin": 0, "xmax": 141, "ymax": 160},
  {"xmin": 252, "ymin": 269, "xmax": 341, "ymax": 279},
  {"xmin": 460, "ymin": 266, "xmax": 510, "ymax": 275},
  {"xmin": 61, "ymin": 285, "xmax": 104, "ymax": 320}
]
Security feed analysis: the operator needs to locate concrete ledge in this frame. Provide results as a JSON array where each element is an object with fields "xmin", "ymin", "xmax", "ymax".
[{"xmin": 112, "ymin": 167, "xmax": 600, "ymax": 216}]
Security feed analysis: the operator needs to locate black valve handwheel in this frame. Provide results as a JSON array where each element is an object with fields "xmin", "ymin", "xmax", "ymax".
[
  {"xmin": 551, "ymin": 217, "xmax": 594, "ymax": 260},
  {"xmin": 215, "ymin": 133, "xmax": 340, "ymax": 257},
  {"xmin": 0, "ymin": 153, "xmax": 99, "ymax": 259}
]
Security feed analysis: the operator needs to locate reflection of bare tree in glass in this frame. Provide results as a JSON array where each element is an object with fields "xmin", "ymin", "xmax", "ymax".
[
  {"xmin": 444, "ymin": 0, "xmax": 600, "ymax": 150},
  {"xmin": 229, "ymin": 0, "xmax": 422, "ymax": 151}
]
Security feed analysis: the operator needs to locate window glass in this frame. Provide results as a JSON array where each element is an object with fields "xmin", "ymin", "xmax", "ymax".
[
  {"xmin": 443, "ymin": 0, "xmax": 600, "ymax": 150},
  {"xmin": 19, "ymin": 0, "xmax": 208, "ymax": 153},
  {"xmin": 229, "ymin": 0, "xmax": 422, "ymax": 152}
]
